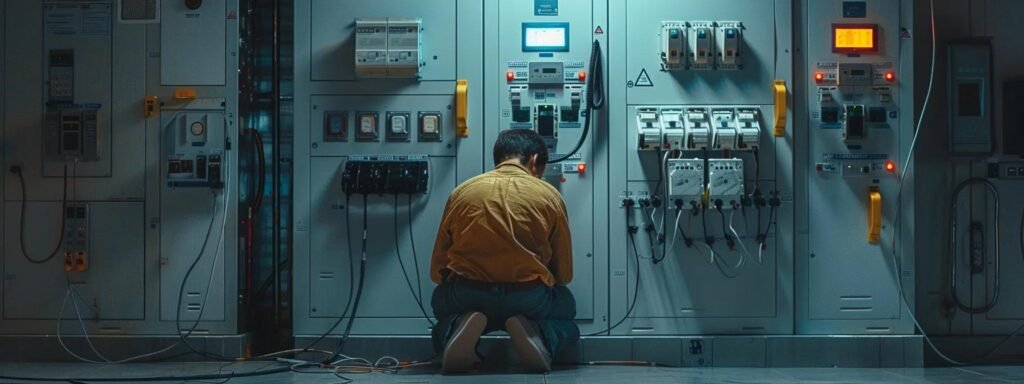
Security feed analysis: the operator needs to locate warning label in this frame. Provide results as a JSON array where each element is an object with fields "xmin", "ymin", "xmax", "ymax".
[{"xmin": 634, "ymin": 69, "xmax": 653, "ymax": 87}]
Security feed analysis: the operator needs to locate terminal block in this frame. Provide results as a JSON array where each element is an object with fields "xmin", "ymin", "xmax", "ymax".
[
  {"xmin": 661, "ymin": 108, "xmax": 686, "ymax": 150},
  {"xmin": 711, "ymin": 109, "xmax": 738, "ymax": 150},
  {"xmin": 667, "ymin": 159, "xmax": 705, "ymax": 207},
  {"xmin": 685, "ymin": 108, "xmax": 711, "ymax": 149},
  {"xmin": 341, "ymin": 155, "xmax": 429, "ymax": 195},
  {"xmin": 637, "ymin": 107, "xmax": 663, "ymax": 150},
  {"xmin": 708, "ymin": 159, "xmax": 745, "ymax": 209}
]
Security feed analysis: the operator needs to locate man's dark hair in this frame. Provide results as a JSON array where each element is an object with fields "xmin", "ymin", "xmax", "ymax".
[{"xmin": 493, "ymin": 129, "xmax": 549, "ymax": 169}]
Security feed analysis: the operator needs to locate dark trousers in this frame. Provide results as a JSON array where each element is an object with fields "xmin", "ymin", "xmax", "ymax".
[{"xmin": 431, "ymin": 280, "xmax": 580, "ymax": 355}]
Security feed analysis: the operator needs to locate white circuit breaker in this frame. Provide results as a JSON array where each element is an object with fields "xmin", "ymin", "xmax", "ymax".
[
  {"xmin": 355, "ymin": 18, "xmax": 422, "ymax": 79},
  {"xmin": 685, "ymin": 108, "xmax": 711, "ymax": 149},
  {"xmin": 688, "ymin": 21, "xmax": 714, "ymax": 70},
  {"xmin": 637, "ymin": 107, "xmax": 663, "ymax": 150},
  {"xmin": 736, "ymin": 108, "xmax": 761, "ymax": 149},
  {"xmin": 661, "ymin": 108, "xmax": 685, "ymax": 150},
  {"xmin": 661, "ymin": 21, "xmax": 686, "ymax": 71},
  {"xmin": 708, "ymin": 158, "xmax": 745, "ymax": 209},
  {"xmin": 711, "ymin": 108, "xmax": 738, "ymax": 150},
  {"xmin": 715, "ymin": 21, "xmax": 742, "ymax": 70},
  {"xmin": 667, "ymin": 158, "xmax": 705, "ymax": 207}
]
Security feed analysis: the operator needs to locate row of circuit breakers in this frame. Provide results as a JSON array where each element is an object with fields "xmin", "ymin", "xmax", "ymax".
[
  {"xmin": 355, "ymin": 18, "xmax": 423, "ymax": 79},
  {"xmin": 660, "ymin": 21, "xmax": 744, "ymax": 71},
  {"xmin": 324, "ymin": 111, "xmax": 443, "ymax": 143},
  {"xmin": 341, "ymin": 156, "xmax": 430, "ymax": 195},
  {"xmin": 637, "ymin": 107, "xmax": 762, "ymax": 151}
]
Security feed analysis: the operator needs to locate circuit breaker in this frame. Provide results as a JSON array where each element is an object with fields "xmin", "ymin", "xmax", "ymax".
[
  {"xmin": 661, "ymin": 21, "xmax": 686, "ymax": 70},
  {"xmin": 711, "ymin": 108, "xmax": 738, "ymax": 150},
  {"xmin": 685, "ymin": 108, "xmax": 711, "ymax": 149},
  {"xmin": 355, "ymin": 18, "xmax": 423, "ymax": 79},
  {"xmin": 637, "ymin": 107, "xmax": 662, "ymax": 150},
  {"xmin": 661, "ymin": 108, "xmax": 685, "ymax": 150},
  {"xmin": 688, "ymin": 21, "xmax": 714, "ymax": 70},
  {"xmin": 707, "ymin": 158, "xmax": 744, "ymax": 209},
  {"xmin": 667, "ymin": 158, "xmax": 705, "ymax": 207},
  {"xmin": 341, "ymin": 155, "xmax": 429, "ymax": 195},
  {"xmin": 715, "ymin": 22, "xmax": 742, "ymax": 70}
]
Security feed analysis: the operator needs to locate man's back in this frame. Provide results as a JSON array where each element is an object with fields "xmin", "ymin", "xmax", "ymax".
[{"xmin": 430, "ymin": 162, "xmax": 572, "ymax": 286}]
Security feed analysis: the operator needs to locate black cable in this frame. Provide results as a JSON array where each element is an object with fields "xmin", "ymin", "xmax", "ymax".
[
  {"xmin": 248, "ymin": 128, "xmax": 266, "ymax": 212},
  {"xmin": 13, "ymin": 165, "xmax": 69, "ymax": 264},
  {"xmin": 175, "ymin": 193, "xmax": 233, "ymax": 361},
  {"xmin": 551, "ymin": 40, "xmax": 604, "ymax": 164},
  {"xmin": 586, "ymin": 206, "xmax": 641, "ymax": 336},
  {"xmin": 407, "ymin": 194, "xmax": 425, "ymax": 312},
  {"xmin": 394, "ymin": 195, "xmax": 434, "ymax": 326},
  {"xmin": 301, "ymin": 195, "xmax": 356, "ymax": 352},
  {"xmin": 0, "ymin": 364, "xmax": 291, "ymax": 382},
  {"xmin": 324, "ymin": 195, "xmax": 370, "ymax": 364},
  {"xmin": 718, "ymin": 208, "xmax": 734, "ymax": 250}
]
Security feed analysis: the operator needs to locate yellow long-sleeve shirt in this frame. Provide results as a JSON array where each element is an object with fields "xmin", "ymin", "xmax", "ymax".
[{"xmin": 430, "ymin": 162, "xmax": 573, "ymax": 286}]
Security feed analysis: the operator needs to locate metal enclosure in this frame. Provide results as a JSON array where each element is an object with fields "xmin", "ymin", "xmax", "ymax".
[
  {"xmin": 292, "ymin": 0, "xmax": 485, "ymax": 336},
  {"xmin": 1, "ymin": 0, "xmax": 242, "ymax": 344},
  {"xmin": 797, "ymin": 0, "xmax": 916, "ymax": 334},
  {"xmin": 607, "ymin": 0, "xmax": 794, "ymax": 335}
]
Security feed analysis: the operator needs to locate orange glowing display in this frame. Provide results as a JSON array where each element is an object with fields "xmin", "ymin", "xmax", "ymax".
[{"xmin": 832, "ymin": 24, "xmax": 878, "ymax": 53}]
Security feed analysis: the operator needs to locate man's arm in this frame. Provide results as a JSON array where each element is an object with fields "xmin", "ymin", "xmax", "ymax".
[
  {"xmin": 429, "ymin": 196, "xmax": 455, "ymax": 284},
  {"xmin": 549, "ymin": 199, "xmax": 573, "ymax": 285}
]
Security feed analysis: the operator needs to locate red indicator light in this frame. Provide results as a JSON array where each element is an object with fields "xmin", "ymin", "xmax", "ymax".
[
  {"xmin": 885, "ymin": 160, "xmax": 896, "ymax": 172},
  {"xmin": 884, "ymin": 71, "xmax": 896, "ymax": 82},
  {"xmin": 506, "ymin": 71, "xmax": 515, "ymax": 82},
  {"xmin": 577, "ymin": 163, "xmax": 587, "ymax": 173},
  {"xmin": 814, "ymin": 72, "xmax": 825, "ymax": 83},
  {"xmin": 578, "ymin": 71, "xmax": 587, "ymax": 82}
]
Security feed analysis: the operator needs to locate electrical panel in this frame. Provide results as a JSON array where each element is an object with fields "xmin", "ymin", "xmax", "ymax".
[
  {"xmin": 355, "ymin": 18, "xmax": 423, "ymax": 79},
  {"xmin": 341, "ymin": 156, "xmax": 429, "ymax": 195},
  {"xmin": 162, "ymin": 100, "xmax": 226, "ymax": 189},
  {"xmin": 707, "ymin": 159, "xmax": 744, "ymax": 209},
  {"xmin": 48, "ymin": 49, "xmax": 75, "ymax": 103},
  {"xmin": 1005, "ymin": 80, "xmax": 1024, "ymax": 156},
  {"xmin": 636, "ymin": 107, "xmax": 662, "ymax": 150},
  {"xmin": 633, "ymin": 106, "xmax": 761, "ymax": 152},
  {"xmin": 666, "ymin": 158, "xmax": 704, "ymax": 206},
  {"xmin": 947, "ymin": 40, "xmax": 992, "ymax": 155},
  {"xmin": 802, "ymin": 0, "xmax": 914, "ymax": 334}
]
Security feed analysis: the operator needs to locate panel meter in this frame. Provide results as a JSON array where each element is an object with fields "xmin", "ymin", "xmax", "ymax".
[
  {"xmin": 711, "ymin": 109, "xmax": 738, "ymax": 150},
  {"xmin": 667, "ymin": 158, "xmax": 705, "ymax": 207},
  {"xmin": 528, "ymin": 61, "xmax": 565, "ymax": 84},
  {"xmin": 688, "ymin": 21, "xmax": 714, "ymax": 70},
  {"xmin": 715, "ymin": 22, "xmax": 742, "ymax": 70},
  {"xmin": 685, "ymin": 108, "xmax": 711, "ymax": 149},
  {"xmin": 637, "ymin": 107, "xmax": 662, "ymax": 150},
  {"xmin": 837, "ymin": 63, "xmax": 873, "ymax": 87},
  {"xmin": 708, "ymin": 158, "xmax": 745, "ymax": 209},
  {"xmin": 661, "ymin": 108, "xmax": 685, "ymax": 150},
  {"xmin": 661, "ymin": 21, "xmax": 686, "ymax": 71}
]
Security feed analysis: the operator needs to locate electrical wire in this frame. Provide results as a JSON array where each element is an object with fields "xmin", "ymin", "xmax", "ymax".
[
  {"xmin": 394, "ymin": 195, "xmax": 435, "ymax": 326},
  {"xmin": 585, "ymin": 210, "xmax": 641, "ymax": 336},
  {"xmin": 0, "ymin": 363, "xmax": 292, "ymax": 382},
  {"xmin": 728, "ymin": 209, "xmax": 757, "ymax": 265},
  {"xmin": 13, "ymin": 165, "xmax": 69, "ymax": 264},
  {"xmin": 407, "ymin": 194, "xmax": 425, "ymax": 312},
  {"xmin": 551, "ymin": 39, "xmax": 604, "ymax": 163},
  {"xmin": 323, "ymin": 195, "xmax": 370, "ymax": 364}
]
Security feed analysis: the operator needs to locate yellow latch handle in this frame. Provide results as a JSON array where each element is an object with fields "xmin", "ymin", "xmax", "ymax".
[
  {"xmin": 867, "ymin": 187, "xmax": 882, "ymax": 244},
  {"xmin": 773, "ymin": 80, "xmax": 787, "ymax": 137},
  {"xmin": 455, "ymin": 80, "xmax": 469, "ymax": 138},
  {"xmin": 144, "ymin": 96, "xmax": 158, "ymax": 118},
  {"xmin": 174, "ymin": 88, "xmax": 197, "ymax": 100}
]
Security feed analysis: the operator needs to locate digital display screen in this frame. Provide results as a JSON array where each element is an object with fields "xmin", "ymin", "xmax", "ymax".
[
  {"xmin": 833, "ymin": 24, "xmax": 878, "ymax": 53},
  {"xmin": 522, "ymin": 22, "xmax": 569, "ymax": 52}
]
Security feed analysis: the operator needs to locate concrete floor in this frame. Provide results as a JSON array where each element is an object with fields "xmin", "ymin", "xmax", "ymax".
[{"xmin": 2, "ymin": 363, "xmax": 1024, "ymax": 383}]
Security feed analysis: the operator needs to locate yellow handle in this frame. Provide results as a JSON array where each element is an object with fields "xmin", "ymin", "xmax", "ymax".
[
  {"xmin": 867, "ymin": 187, "xmax": 882, "ymax": 244},
  {"xmin": 773, "ymin": 80, "xmax": 787, "ymax": 137},
  {"xmin": 144, "ymin": 96, "xmax": 158, "ymax": 118},
  {"xmin": 455, "ymin": 80, "xmax": 469, "ymax": 138}
]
